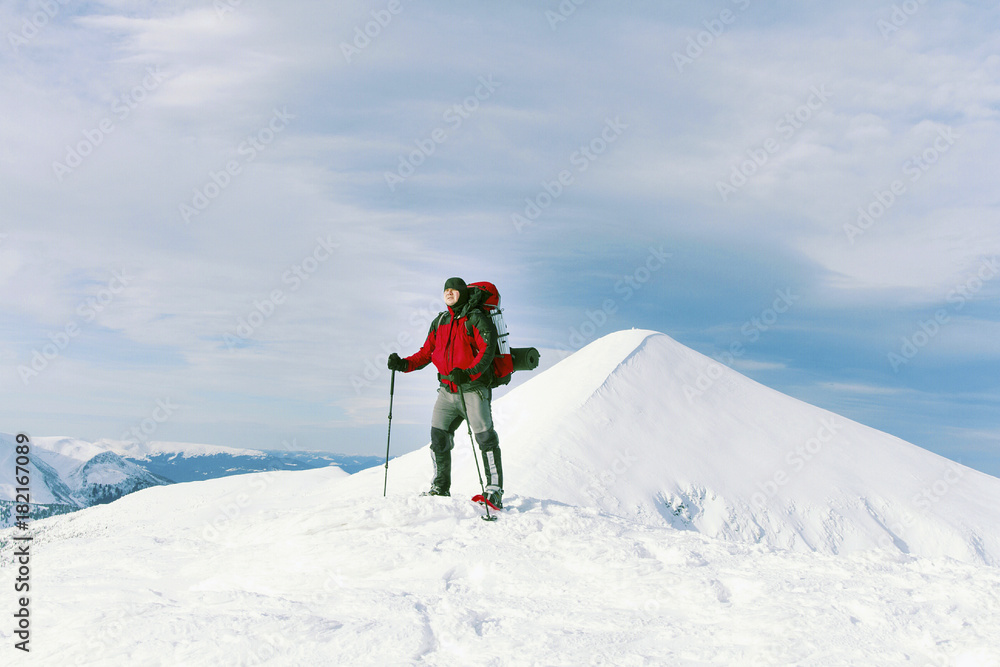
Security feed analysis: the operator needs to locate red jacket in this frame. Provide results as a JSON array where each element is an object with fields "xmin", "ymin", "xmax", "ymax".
[{"xmin": 404, "ymin": 303, "xmax": 496, "ymax": 392}]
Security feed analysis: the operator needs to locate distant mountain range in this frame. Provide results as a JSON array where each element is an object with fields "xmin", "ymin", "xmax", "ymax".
[{"xmin": 0, "ymin": 434, "xmax": 382, "ymax": 527}]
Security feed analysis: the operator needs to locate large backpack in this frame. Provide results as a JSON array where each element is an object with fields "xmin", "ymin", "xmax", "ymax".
[{"xmin": 465, "ymin": 281, "xmax": 539, "ymax": 388}]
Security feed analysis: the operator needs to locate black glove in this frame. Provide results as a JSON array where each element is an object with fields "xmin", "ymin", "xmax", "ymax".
[
  {"xmin": 449, "ymin": 367, "xmax": 470, "ymax": 385},
  {"xmin": 387, "ymin": 353, "xmax": 407, "ymax": 372}
]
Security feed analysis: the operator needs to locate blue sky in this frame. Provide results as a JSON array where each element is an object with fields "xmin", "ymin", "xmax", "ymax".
[{"xmin": 2, "ymin": 0, "xmax": 999, "ymax": 476}]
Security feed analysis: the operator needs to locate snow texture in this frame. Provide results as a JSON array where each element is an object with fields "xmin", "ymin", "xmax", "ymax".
[{"xmin": 2, "ymin": 329, "xmax": 999, "ymax": 666}]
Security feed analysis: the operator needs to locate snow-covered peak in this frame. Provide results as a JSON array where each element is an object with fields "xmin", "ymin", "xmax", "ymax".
[
  {"xmin": 346, "ymin": 329, "xmax": 1000, "ymax": 565},
  {"xmin": 30, "ymin": 436, "xmax": 109, "ymax": 463}
]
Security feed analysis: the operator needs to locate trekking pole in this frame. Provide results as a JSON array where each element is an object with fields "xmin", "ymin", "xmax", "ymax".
[
  {"xmin": 382, "ymin": 369, "xmax": 396, "ymax": 497},
  {"xmin": 458, "ymin": 384, "xmax": 494, "ymax": 521}
]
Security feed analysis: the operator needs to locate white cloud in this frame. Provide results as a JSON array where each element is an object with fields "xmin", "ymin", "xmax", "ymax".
[
  {"xmin": 731, "ymin": 359, "xmax": 787, "ymax": 372},
  {"xmin": 821, "ymin": 382, "xmax": 909, "ymax": 396}
]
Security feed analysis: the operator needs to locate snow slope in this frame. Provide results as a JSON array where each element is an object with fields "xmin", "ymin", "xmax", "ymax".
[{"xmin": 1, "ymin": 468, "xmax": 999, "ymax": 666}]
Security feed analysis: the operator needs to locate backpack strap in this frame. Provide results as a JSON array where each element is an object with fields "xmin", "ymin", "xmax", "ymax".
[
  {"xmin": 463, "ymin": 308, "xmax": 498, "ymax": 381},
  {"xmin": 463, "ymin": 307, "xmax": 493, "ymax": 341}
]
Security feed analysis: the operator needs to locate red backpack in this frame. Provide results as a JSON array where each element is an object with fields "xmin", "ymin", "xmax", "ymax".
[{"xmin": 466, "ymin": 281, "xmax": 538, "ymax": 388}]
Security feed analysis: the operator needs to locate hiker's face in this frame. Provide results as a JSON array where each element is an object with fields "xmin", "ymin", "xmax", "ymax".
[{"xmin": 443, "ymin": 289, "xmax": 461, "ymax": 306}]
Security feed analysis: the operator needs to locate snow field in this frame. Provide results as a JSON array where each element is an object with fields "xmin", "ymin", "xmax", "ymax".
[{"xmin": 3, "ymin": 468, "xmax": 1000, "ymax": 666}]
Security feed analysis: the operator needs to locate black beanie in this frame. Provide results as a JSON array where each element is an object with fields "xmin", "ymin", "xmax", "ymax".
[{"xmin": 443, "ymin": 277, "xmax": 468, "ymax": 303}]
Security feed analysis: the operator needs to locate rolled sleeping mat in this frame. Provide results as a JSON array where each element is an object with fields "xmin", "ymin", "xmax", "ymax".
[{"xmin": 511, "ymin": 347, "xmax": 540, "ymax": 372}]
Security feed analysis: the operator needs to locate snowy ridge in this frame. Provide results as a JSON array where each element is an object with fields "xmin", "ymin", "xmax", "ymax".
[{"xmin": 88, "ymin": 437, "xmax": 271, "ymax": 461}]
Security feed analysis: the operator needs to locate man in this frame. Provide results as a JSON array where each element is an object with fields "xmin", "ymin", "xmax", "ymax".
[{"xmin": 387, "ymin": 277, "xmax": 504, "ymax": 508}]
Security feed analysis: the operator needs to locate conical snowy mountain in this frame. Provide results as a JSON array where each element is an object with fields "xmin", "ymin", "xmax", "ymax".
[{"xmin": 365, "ymin": 329, "xmax": 1000, "ymax": 565}]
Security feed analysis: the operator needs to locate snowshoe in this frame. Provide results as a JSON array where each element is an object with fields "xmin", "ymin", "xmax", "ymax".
[{"xmin": 473, "ymin": 490, "xmax": 502, "ymax": 510}]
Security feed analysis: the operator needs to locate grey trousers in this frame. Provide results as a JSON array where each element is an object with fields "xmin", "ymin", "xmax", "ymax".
[{"xmin": 428, "ymin": 386, "xmax": 503, "ymax": 495}]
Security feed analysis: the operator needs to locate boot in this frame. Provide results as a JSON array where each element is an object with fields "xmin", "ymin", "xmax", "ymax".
[
  {"xmin": 480, "ymin": 447, "xmax": 503, "ymax": 508},
  {"xmin": 428, "ymin": 448, "xmax": 452, "ymax": 496}
]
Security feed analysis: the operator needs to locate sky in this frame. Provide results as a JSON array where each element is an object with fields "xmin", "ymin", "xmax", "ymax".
[{"xmin": 1, "ymin": 0, "xmax": 998, "ymax": 476}]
